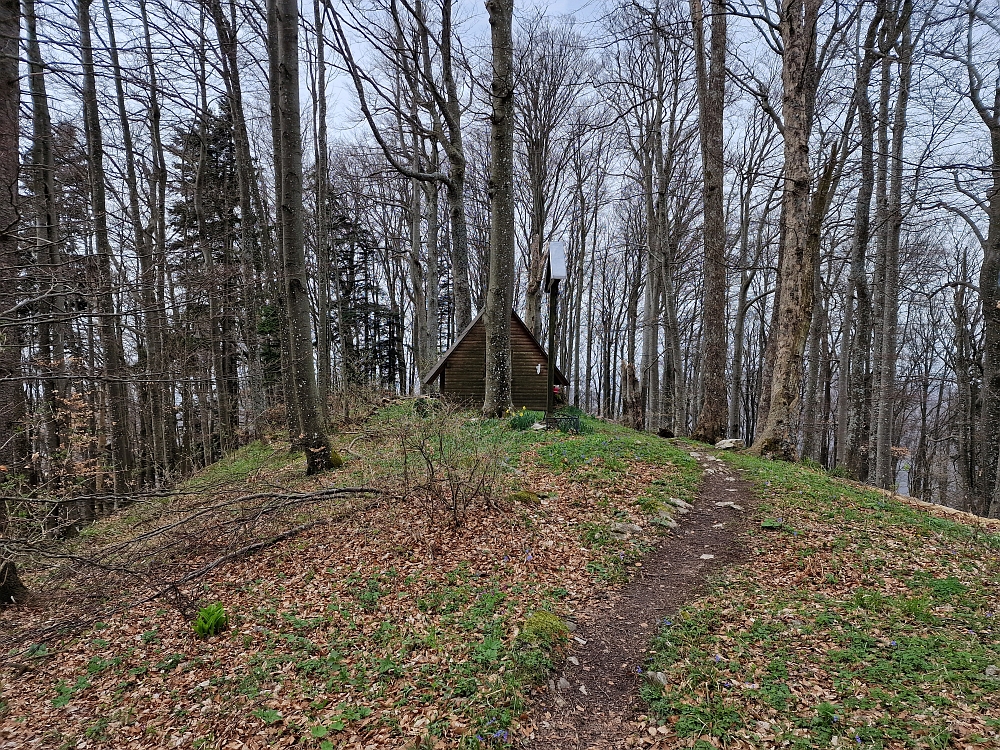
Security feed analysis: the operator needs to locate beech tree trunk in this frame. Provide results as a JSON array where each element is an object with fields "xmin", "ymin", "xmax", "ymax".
[
  {"xmin": 749, "ymin": 0, "xmax": 822, "ymax": 460},
  {"xmin": 873, "ymin": 6, "xmax": 911, "ymax": 489},
  {"xmin": 272, "ymin": 0, "xmax": 339, "ymax": 473},
  {"xmin": 0, "ymin": 0, "xmax": 25, "ymax": 482},
  {"xmin": 207, "ymin": 0, "xmax": 268, "ymax": 438},
  {"xmin": 840, "ymin": 4, "xmax": 883, "ymax": 476},
  {"xmin": 482, "ymin": 0, "xmax": 516, "ymax": 418},
  {"xmin": 440, "ymin": 0, "xmax": 473, "ymax": 332},
  {"xmin": 690, "ymin": 0, "xmax": 728, "ymax": 444},
  {"xmin": 78, "ymin": 0, "xmax": 134, "ymax": 491},
  {"xmin": 25, "ymin": 0, "xmax": 65, "ymax": 479},
  {"xmin": 103, "ymin": 0, "xmax": 168, "ymax": 483}
]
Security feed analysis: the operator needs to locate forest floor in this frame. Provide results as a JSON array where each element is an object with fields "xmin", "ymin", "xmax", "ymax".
[{"xmin": 1, "ymin": 403, "xmax": 999, "ymax": 750}]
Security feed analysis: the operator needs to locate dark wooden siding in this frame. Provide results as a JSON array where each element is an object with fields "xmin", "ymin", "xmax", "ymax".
[{"xmin": 439, "ymin": 318, "xmax": 557, "ymax": 411}]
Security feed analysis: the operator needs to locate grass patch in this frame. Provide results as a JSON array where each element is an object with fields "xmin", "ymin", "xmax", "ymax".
[{"xmin": 642, "ymin": 450, "xmax": 1000, "ymax": 748}]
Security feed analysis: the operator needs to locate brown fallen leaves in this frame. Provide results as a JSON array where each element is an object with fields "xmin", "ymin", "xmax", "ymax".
[{"xmin": 0, "ymin": 422, "xmax": 689, "ymax": 750}]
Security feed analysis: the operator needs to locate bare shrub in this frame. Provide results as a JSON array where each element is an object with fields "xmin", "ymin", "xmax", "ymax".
[{"xmin": 390, "ymin": 403, "xmax": 503, "ymax": 528}]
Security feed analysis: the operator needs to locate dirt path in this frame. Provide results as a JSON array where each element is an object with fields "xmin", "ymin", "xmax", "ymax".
[{"xmin": 522, "ymin": 448, "xmax": 754, "ymax": 749}]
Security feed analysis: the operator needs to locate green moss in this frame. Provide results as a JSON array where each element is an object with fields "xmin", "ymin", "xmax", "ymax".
[
  {"xmin": 507, "ymin": 490, "xmax": 541, "ymax": 505},
  {"xmin": 519, "ymin": 610, "xmax": 569, "ymax": 646},
  {"xmin": 514, "ymin": 611, "xmax": 569, "ymax": 684}
]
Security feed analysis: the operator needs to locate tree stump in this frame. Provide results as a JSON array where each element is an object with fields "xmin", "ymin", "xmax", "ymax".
[{"xmin": 0, "ymin": 560, "xmax": 29, "ymax": 605}]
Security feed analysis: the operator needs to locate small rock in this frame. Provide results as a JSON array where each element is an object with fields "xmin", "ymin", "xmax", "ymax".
[
  {"xmin": 573, "ymin": 636, "xmax": 588, "ymax": 645},
  {"xmin": 668, "ymin": 498, "xmax": 693, "ymax": 510},
  {"xmin": 565, "ymin": 621, "xmax": 577, "ymax": 633},
  {"xmin": 610, "ymin": 522, "xmax": 644, "ymax": 536},
  {"xmin": 568, "ymin": 656, "xmax": 580, "ymax": 666},
  {"xmin": 557, "ymin": 677, "xmax": 572, "ymax": 691},
  {"xmin": 715, "ymin": 501, "xmax": 744, "ymax": 510},
  {"xmin": 699, "ymin": 554, "xmax": 715, "ymax": 560},
  {"xmin": 643, "ymin": 671, "xmax": 669, "ymax": 688},
  {"xmin": 715, "ymin": 438, "xmax": 746, "ymax": 450},
  {"xmin": 985, "ymin": 664, "xmax": 998, "ymax": 678},
  {"xmin": 579, "ymin": 684, "xmax": 588, "ymax": 695},
  {"xmin": 653, "ymin": 515, "xmax": 678, "ymax": 530}
]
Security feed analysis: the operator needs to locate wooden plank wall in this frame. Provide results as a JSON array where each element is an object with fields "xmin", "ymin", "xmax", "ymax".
[{"xmin": 441, "ymin": 319, "xmax": 552, "ymax": 410}]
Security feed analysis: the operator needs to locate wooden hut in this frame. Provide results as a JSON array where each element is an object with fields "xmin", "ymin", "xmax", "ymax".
[{"xmin": 421, "ymin": 309, "xmax": 569, "ymax": 410}]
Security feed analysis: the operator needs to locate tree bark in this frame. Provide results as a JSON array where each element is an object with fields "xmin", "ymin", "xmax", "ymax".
[
  {"xmin": 482, "ymin": 0, "xmax": 516, "ymax": 418},
  {"xmin": 103, "ymin": 0, "xmax": 167, "ymax": 484},
  {"xmin": 840, "ymin": 5, "xmax": 882, "ymax": 477},
  {"xmin": 24, "ymin": 0, "xmax": 66, "ymax": 480},
  {"xmin": 0, "ymin": 0, "xmax": 26, "ymax": 483},
  {"xmin": 0, "ymin": 560, "xmax": 28, "ymax": 605},
  {"xmin": 873, "ymin": 5, "xmax": 911, "ymax": 489},
  {"xmin": 77, "ymin": 0, "xmax": 134, "ymax": 491},
  {"xmin": 206, "ymin": 0, "xmax": 268, "ymax": 439},
  {"xmin": 749, "ymin": 0, "xmax": 822, "ymax": 460},
  {"xmin": 690, "ymin": 0, "xmax": 728, "ymax": 444},
  {"xmin": 272, "ymin": 0, "xmax": 340, "ymax": 473}
]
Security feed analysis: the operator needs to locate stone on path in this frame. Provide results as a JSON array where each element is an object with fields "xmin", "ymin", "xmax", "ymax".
[{"xmin": 715, "ymin": 438, "xmax": 746, "ymax": 450}]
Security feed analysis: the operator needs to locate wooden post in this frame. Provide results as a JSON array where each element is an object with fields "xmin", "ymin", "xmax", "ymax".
[{"xmin": 546, "ymin": 280, "xmax": 559, "ymax": 418}]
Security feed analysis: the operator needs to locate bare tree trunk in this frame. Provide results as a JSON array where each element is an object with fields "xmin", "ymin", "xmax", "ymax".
[
  {"xmin": 206, "ymin": 0, "xmax": 267, "ymax": 440},
  {"xmin": 272, "ymin": 0, "xmax": 339, "ymax": 473},
  {"xmin": 801, "ymin": 268, "xmax": 824, "ymax": 460},
  {"xmin": 690, "ymin": 0, "xmax": 728, "ymax": 444},
  {"xmin": 139, "ymin": 0, "xmax": 175, "ymax": 469},
  {"xmin": 77, "ymin": 0, "xmax": 133, "ymax": 491},
  {"xmin": 25, "ymin": 0, "xmax": 66, "ymax": 479},
  {"xmin": 423, "ymin": 169, "xmax": 441, "ymax": 368},
  {"xmin": 267, "ymin": 0, "xmax": 299, "ymax": 441},
  {"xmin": 749, "ymin": 0, "xmax": 821, "ymax": 460},
  {"xmin": 874, "ymin": 6, "xmax": 911, "ymax": 489},
  {"xmin": 103, "ymin": 0, "xmax": 165, "ymax": 483},
  {"xmin": 313, "ymin": 0, "xmax": 331, "ymax": 413},
  {"xmin": 842, "ymin": 8, "xmax": 883, "ymax": 477},
  {"xmin": 439, "ymin": 0, "xmax": 472, "ymax": 332},
  {"xmin": 0, "ymin": 0, "xmax": 26, "ymax": 484},
  {"xmin": 482, "ymin": 0, "xmax": 515, "ymax": 418}
]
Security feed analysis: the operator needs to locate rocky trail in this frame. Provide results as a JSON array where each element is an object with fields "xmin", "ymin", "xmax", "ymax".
[{"xmin": 522, "ymin": 448, "xmax": 754, "ymax": 749}]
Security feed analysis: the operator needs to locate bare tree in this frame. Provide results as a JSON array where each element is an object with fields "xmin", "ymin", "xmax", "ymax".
[
  {"xmin": 482, "ymin": 0, "xmax": 516, "ymax": 417},
  {"xmin": 272, "ymin": 0, "xmax": 340, "ymax": 473},
  {"xmin": 750, "ymin": 0, "xmax": 824, "ymax": 459},
  {"xmin": 0, "ymin": 0, "xmax": 24, "ymax": 483},
  {"xmin": 690, "ymin": 0, "xmax": 728, "ymax": 443}
]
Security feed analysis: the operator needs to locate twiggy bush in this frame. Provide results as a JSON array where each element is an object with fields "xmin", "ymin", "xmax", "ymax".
[{"xmin": 392, "ymin": 404, "xmax": 503, "ymax": 527}]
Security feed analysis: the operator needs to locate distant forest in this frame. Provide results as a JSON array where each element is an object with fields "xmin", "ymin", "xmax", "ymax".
[{"xmin": 1, "ymin": 0, "xmax": 999, "ymax": 517}]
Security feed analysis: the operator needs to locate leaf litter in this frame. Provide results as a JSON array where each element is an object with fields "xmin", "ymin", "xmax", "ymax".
[{"xmin": 0, "ymin": 410, "xmax": 700, "ymax": 750}]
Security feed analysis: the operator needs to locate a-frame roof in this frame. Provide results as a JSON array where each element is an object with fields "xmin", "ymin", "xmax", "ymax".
[{"xmin": 421, "ymin": 308, "xmax": 569, "ymax": 387}]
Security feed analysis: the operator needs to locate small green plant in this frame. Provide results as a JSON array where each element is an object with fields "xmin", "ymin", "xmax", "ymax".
[
  {"xmin": 192, "ymin": 603, "xmax": 228, "ymax": 638},
  {"xmin": 253, "ymin": 708, "xmax": 282, "ymax": 724},
  {"xmin": 508, "ymin": 407, "xmax": 543, "ymax": 431}
]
